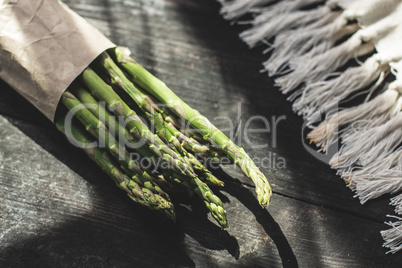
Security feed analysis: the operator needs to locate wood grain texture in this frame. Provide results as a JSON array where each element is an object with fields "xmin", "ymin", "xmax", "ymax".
[{"xmin": 0, "ymin": 0, "xmax": 401, "ymax": 267}]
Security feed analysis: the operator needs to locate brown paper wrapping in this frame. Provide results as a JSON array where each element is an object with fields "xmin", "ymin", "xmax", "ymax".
[{"xmin": 0, "ymin": 0, "xmax": 115, "ymax": 121}]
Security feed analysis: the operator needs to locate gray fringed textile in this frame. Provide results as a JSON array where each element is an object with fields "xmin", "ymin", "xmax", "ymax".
[{"xmin": 220, "ymin": 0, "xmax": 402, "ymax": 253}]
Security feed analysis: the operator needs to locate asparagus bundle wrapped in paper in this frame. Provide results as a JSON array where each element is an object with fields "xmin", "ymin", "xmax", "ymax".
[{"xmin": 0, "ymin": 0, "xmax": 272, "ymax": 230}]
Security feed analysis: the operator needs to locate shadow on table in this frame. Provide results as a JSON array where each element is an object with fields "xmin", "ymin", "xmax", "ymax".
[
  {"xmin": 214, "ymin": 167, "xmax": 299, "ymax": 268},
  {"xmin": 0, "ymin": 212, "xmax": 194, "ymax": 267}
]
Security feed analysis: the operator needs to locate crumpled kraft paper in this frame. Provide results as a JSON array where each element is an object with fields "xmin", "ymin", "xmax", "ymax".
[{"xmin": 0, "ymin": 0, "xmax": 115, "ymax": 121}]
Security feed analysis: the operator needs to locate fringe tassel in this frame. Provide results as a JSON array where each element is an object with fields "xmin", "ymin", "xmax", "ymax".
[
  {"xmin": 382, "ymin": 216, "xmax": 402, "ymax": 254},
  {"xmin": 239, "ymin": 1, "xmax": 327, "ymax": 47},
  {"xmin": 353, "ymin": 128, "xmax": 402, "ymax": 167},
  {"xmin": 277, "ymin": 12, "xmax": 399, "ymax": 93},
  {"xmin": 291, "ymin": 54, "xmax": 390, "ymax": 119},
  {"xmin": 354, "ymin": 173, "xmax": 402, "ymax": 204},
  {"xmin": 219, "ymin": 0, "xmax": 402, "ymax": 254},
  {"xmin": 265, "ymin": 10, "xmax": 355, "ymax": 76},
  {"xmin": 250, "ymin": 0, "xmax": 324, "ymax": 24},
  {"xmin": 275, "ymin": 32, "xmax": 375, "ymax": 94},
  {"xmin": 330, "ymin": 112, "xmax": 402, "ymax": 170},
  {"xmin": 342, "ymin": 149, "xmax": 402, "ymax": 189},
  {"xmin": 382, "ymin": 193, "xmax": 402, "ymax": 254},
  {"xmin": 307, "ymin": 86, "xmax": 400, "ymax": 152},
  {"xmin": 390, "ymin": 193, "xmax": 402, "ymax": 215},
  {"xmin": 220, "ymin": 0, "xmax": 274, "ymax": 20},
  {"xmin": 338, "ymin": 82, "xmax": 402, "ymax": 137}
]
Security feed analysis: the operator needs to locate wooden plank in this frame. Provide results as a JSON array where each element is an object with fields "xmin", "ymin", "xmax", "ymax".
[{"xmin": 0, "ymin": 115, "xmax": 401, "ymax": 267}]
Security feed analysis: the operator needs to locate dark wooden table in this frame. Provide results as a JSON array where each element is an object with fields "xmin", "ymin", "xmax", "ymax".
[{"xmin": 1, "ymin": 0, "xmax": 401, "ymax": 267}]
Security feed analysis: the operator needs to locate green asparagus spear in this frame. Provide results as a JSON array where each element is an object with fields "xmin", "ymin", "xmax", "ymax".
[
  {"xmin": 190, "ymin": 177, "xmax": 228, "ymax": 229},
  {"xmin": 149, "ymin": 111, "xmax": 224, "ymax": 187},
  {"xmin": 62, "ymin": 90, "xmax": 142, "ymax": 177},
  {"xmin": 161, "ymin": 111, "xmax": 210, "ymax": 153}
]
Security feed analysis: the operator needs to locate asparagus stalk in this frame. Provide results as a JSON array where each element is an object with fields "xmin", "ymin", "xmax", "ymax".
[
  {"xmin": 147, "ymin": 110, "xmax": 224, "ymax": 187},
  {"xmin": 111, "ymin": 47, "xmax": 272, "ymax": 207},
  {"xmin": 72, "ymin": 82, "xmax": 135, "ymax": 145},
  {"xmin": 162, "ymin": 111, "xmax": 223, "ymax": 161},
  {"xmin": 80, "ymin": 67, "xmax": 194, "ymax": 178},
  {"xmin": 155, "ymin": 114, "xmax": 224, "ymax": 186},
  {"xmin": 157, "ymin": 111, "xmax": 210, "ymax": 154},
  {"xmin": 55, "ymin": 118, "xmax": 175, "ymax": 220},
  {"xmin": 161, "ymin": 111, "xmax": 210, "ymax": 153},
  {"xmin": 160, "ymin": 109, "xmax": 209, "ymax": 145},
  {"xmin": 190, "ymin": 177, "xmax": 228, "ymax": 229},
  {"xmin": 62, "ymin": 90, "xmax": 141, "ymax": 177},
  {"xmin": 186, "ymin": 153, "xmax": 224, "ymax": 187}
]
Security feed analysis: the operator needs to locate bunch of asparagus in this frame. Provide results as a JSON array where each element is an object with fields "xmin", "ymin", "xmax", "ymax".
[{"xmin": 56, "ymin": 47, "xmax": 272, "ymax": 229}]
